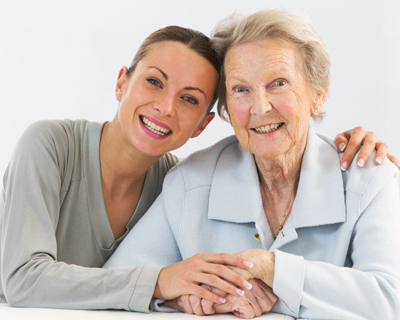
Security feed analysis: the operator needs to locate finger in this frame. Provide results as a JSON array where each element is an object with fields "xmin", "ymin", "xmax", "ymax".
[
  {"xmin": 386, "ymin": 152, "xmax": 400, "ymax": 169},
  {"xmin": 374, "ymin": 141, "xmax": 388, "ymax": 166},
  {"xmin": 177, "ymin": 295, "xmax": 194, "ymax": 314},
  {"xmin": 340, "ymin": 127, "xmax": 367, "ymax": 171},
  {"xmin": 200, "ymin": 285, "xmax": 225, "ymax": 315},
  {"xmin": 198, "ymin": 252, "xmax": 253, "ymax": 269},
  {"xmin": 185, "ymin": 256, "xmax": 252, "ymax": 292},
  {"xmin": 184, "ymin": 282, "xmax": 227, "ymax": 305},
  {"xmin": 189, "ymin": 295, "xmax": 205, "ymax": 316},
  {"xmin": 192, "ymin": 271, "xmax": 247, "ymax": 298},
  {"xmin": 354, "ymin": 132, "xmax": 378, "ymax": 167},
  {"xmin": 334, "ymin": 132, "xmax": 351, "ymax": 152},
  {"xmin": 201, "ymin": 297, "xmax": 216, "ymax": 314}
]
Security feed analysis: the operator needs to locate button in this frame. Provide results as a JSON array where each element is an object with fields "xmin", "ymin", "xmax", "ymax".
[{"xmin": 254, "ymin": 233, "xmax": 261, "ymax": 243}]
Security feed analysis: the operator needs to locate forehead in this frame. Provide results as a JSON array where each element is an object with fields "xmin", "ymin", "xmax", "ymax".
[
  {"xmin": 141, "ymin": 41, "xmax": 214, "ymax": 74},
  {"xmin": 225, "ymin": 39, "xmax": 302, "ymax": 78},
  {"xmin": 140, "ymin": 41, "xmax": 218, "ymax": 88}
]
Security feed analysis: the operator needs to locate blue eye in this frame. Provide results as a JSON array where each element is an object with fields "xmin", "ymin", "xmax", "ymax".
[
  {"xmin": 273, "ymin": 80, "xmax": 287, "ymax": 87},
  {"xmin": 234, "ymin": 86, "xmax": 248, "ymax": 93},
  {"xmin": 147, "ymin": 78, "xmax": 162, "ymax": 88},
  {"xmin": 182, "ymin": 96, "xmax": 198, "ymax": 105}
]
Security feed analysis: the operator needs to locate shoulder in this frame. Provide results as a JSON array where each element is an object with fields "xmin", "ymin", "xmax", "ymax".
[
  {"xmin": 343, "ymin": 150, "xmax": 398, "ymax": 211},
  {"xmin": 164, "ymin": 135, "xmax": 240, "ymax": 190}
]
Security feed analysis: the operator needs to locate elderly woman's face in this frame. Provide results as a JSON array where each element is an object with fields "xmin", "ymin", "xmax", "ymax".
[{"xmin": 225, "ymin": 39, "xmax": 320, "ymax": 160}]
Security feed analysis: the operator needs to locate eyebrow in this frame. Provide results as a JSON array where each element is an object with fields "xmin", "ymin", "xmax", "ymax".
[
  {"xmin": 148, "ymin": 66, "xmax": 207, "ymax": 98},
  {"xmin": 184, "ymin": 87, "xmax": 206, "ymax": 98},
  {"xmin": 148, "ymin": 66, "xmax": 168, "ymax": 80}
]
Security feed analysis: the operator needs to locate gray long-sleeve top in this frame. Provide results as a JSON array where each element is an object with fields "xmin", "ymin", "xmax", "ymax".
[{"xmin": 0, "ymin": 119, "xmax": 178, "ymax": 311}]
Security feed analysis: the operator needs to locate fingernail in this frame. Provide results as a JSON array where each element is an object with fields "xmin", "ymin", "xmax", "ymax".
[
  {"xmin": 235, "ymin": 288, "xmax": 245, "ymax": 296},
  {"xmin": 357, "ymin": 159, "xmax": 365, "ymax": 167},
  {"xmin": 218, "ymin": 297, "xmax": 226, "ymax": 304},
  {"xmin": 375, "ymin": 157, "xmax": 382, "ymax": 164},
  {"xmin": 243, "ymin": 281, "xmax": 252, "ymax": 290},
  {"xmin": 243, "ymin": 260, "xmax": 253, "ymax": 268},
  {"xmin": 339, "ymin": 143, "xmax": 346, "ymax": 152},
  {"xmin": 341, "ymin": 162, "xmax": 348, "ymax": 171}
]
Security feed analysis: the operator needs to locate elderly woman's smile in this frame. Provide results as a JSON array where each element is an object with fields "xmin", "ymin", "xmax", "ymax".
[{"xmin": 225, "ymin": 39, "xmax": 323, "ymax": 161}]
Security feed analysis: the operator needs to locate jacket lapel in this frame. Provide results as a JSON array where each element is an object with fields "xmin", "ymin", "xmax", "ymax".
[
  {"xmin": 208, "ymin": 139, "xmax": 263, "ymax": 223},
  {"xmin": 207, "ymin": 127, "xmax": 346, "ymax": 250}
]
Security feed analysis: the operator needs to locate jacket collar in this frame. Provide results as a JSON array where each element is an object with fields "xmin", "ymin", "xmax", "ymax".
[{"xmin": 207, "ymin": 126, "xmax": 346, "ymax": 229}]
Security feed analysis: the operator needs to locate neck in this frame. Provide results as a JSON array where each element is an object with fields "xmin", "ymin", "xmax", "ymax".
[
  {"xmin": 256, "ymin": 131, "xmax": 307, "ymax": 197},
  {"xmin": 99, "ymin": 120, "xmax": 161, "ymax": 198}
]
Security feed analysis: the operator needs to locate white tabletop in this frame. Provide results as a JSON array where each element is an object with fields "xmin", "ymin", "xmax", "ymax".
[{"xmin": 0, "ymin": 303, "xmax": 295, "ymax": 320}]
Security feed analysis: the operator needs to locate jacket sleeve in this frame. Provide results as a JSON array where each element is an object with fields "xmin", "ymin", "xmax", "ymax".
[
  {"xmin": 0, "ymin": 121, "xmax": 160, "ymax": 312},
  {"xmin": 272, "ymin": 166, "xmax": 400, "ymax": 319}
]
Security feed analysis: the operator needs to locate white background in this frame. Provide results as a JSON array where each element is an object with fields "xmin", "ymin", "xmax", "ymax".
[{"xmin": 0, "ymin": 0, "xmax": 399, "ymax": 179}]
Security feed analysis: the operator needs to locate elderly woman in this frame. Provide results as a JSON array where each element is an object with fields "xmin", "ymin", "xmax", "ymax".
[{"xmin": 104, "ymin": 9, "xmax": 400, "ymax": 319}]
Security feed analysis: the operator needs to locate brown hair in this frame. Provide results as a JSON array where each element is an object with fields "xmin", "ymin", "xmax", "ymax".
[
  {"xmin": 212, "ymin": 9, "xmax": 330, "ymax": 121},
  {"xmin": 127, "ymin": 26, "xmax": 222, "ymax": 113}
]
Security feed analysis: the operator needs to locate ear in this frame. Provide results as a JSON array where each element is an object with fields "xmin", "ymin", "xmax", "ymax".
[
  {"xmin": 191, "ymin": 112, "xmax": 215, "ymax": 138},
  {"xmin": 311, "ymin": 89, "xmax": 327, "ymax": 114},
  {"xmin": 115, "ymin": 67, "xmax": 129, "ymax": 102}
]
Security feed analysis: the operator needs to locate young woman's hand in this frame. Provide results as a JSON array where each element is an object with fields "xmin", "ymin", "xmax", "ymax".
[
  {"xmin": 334, "ymin": 126, "xmax": 400, "ymax": 170},
  {"xmin": 153, "ymin": 253, "xmax": 253, "ymax": 304}
]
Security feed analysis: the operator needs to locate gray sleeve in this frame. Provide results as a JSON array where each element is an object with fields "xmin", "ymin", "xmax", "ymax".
[
  {"xmin": 0, "ymin": 121, "xmax": 160, "ymax": 312},
  {"xmin": 104, "ymin": 169, "xmax": 184, "ymax": 312}
]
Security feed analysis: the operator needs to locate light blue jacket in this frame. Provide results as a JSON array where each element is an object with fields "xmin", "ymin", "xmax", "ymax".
[{"xmin": 105, "ymin": 127, "xmax": 400, "ymax": 319}]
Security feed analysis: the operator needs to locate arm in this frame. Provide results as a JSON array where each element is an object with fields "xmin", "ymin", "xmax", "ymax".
[
  {"xmin": 334, "ymin": 126, "xmax": 400, "ymax": 170},
  {"xmin": 232, "ymin": 171, "xmax": 400, "ymax": 319},
  {"xmin": 0, "ymin": 121, "xmax": 153, "ymax": 311},
  {"xmin": 104, "ymin": 171, "xmax": 253, "ymax": 307}
]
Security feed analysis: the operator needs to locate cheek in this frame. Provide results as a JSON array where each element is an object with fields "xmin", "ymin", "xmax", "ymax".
[{"xmin": 228, "ymin": 103, "xmax": 249, "ymax": 126}]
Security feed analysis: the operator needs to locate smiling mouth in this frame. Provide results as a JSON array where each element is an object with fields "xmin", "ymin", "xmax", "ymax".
[
  {"xmin": 253, "ymin": 123, "xmax": 284, "ymax": 133},
  {"xmin": 140, "ymin": 116, "xmax": 171, "ymax": 136}
]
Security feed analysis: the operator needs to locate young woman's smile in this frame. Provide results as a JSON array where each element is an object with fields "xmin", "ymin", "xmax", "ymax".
[{"xmin": 114, "ymin": 41, "xmax": 218, "ymax": 157}]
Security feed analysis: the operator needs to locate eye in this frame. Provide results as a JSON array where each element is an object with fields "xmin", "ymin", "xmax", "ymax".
[
  {"xmin": 182, "ymin": 96, "xmax": 198, "ymax": 105},
  {"xmin": 147, "ymin": 78, "xmax": 162, "ymax": 88},
  {"xmin": 233, "ymin": 86, "xmax": 248, "ymax": 93},
  {"xmin": 272, "ymin": 80, "xmax": 287, "ymax": 88}
]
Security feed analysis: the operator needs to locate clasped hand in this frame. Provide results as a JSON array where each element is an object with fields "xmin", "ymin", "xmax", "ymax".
[{"xmin": 164, "ymin": 249, "xmax": 277, "ymax": 319}]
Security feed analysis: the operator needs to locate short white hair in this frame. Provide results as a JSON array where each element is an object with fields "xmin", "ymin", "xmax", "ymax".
[{"xmin": 211, "ymin": 8, "xmax": 330, "ymax": 121}]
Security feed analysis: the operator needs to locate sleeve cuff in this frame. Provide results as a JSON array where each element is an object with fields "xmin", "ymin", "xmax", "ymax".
[
  {"xmin": 150, "ymin": 299, "xmax": 180, "ymax": 312},
  {"xmin": 273, "ymin": 249, "xmax": 305, "ymax": 317},
  {"xmin": 127, "ymin": 265, "xmax": 163, "ymax": 313}
]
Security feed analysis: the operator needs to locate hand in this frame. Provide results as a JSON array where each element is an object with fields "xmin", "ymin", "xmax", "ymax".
[
  {"xmin": 232, "ymin": 249, "xmax": 275, "ymax": 287},
  {"xmin": 334, "ymin": 126, "xmax": 400, "ymax": 170},
  {"xmin": 175, "ymin": 280, "xmax": 278, "ymax": 319},
  {"xmin": 153, "ymin": 253, "xmax": 253, "ymax": 304}
]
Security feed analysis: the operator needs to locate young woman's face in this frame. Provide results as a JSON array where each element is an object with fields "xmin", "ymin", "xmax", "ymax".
[{"xmin": 115, "ymin": 41, "xmax": 218, "ymax": 157}]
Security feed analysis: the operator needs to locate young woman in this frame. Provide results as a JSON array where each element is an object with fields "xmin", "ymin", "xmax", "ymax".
[{"xmin": 0, "ymin": 25, "xmax": 395, "ymax": 312}]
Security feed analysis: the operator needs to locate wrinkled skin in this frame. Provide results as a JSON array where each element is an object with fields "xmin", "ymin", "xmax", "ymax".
[{"xmin": 169, "ymin": 279, "xmax": 278, "ymax": 319}]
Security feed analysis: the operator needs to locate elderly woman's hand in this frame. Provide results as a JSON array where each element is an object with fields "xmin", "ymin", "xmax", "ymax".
[
  {"xmin": 334, "ymin": 127, "xmax": 400, "ymax": 170},
  {"xmin": 231, "ymin": 249, "xmax": 275, "ymax": 288},
  {"xmin": 172, "ymin": 279, "xmax": 278, "ymax": 319}
]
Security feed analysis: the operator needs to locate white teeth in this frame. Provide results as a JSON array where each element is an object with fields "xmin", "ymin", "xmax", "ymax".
[
  {"xmin": 254, "ymin": 123, "xmax": 282, "ymax": 133},
  {"xmin": 141, "ymin": 116, "xmax": 171, "ymax": 136}
]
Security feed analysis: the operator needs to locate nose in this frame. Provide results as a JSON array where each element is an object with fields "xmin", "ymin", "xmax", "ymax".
[
  {"xmin": 154, "ymin": 93, "xmax": 176, "ymax": 117},
  {"xmin": 250, "ymin": 91, "xmax": 272, "ymax": 116}
]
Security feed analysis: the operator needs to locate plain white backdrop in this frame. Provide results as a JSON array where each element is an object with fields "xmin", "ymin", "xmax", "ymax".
[{"xmin": 0, "ymin": 0, "xmax": 399, "ymax": 179}]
